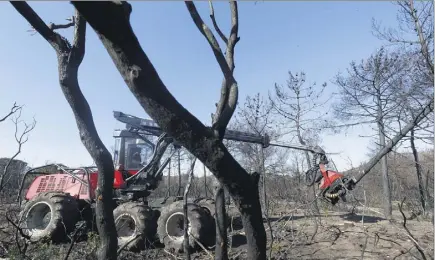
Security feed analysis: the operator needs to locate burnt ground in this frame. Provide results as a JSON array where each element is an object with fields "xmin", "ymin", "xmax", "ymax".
[{"xmin": 0, "ymin": 202, "xmax": 433, "ymax": 260}]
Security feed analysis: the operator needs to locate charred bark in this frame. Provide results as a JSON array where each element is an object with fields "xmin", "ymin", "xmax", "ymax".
[
  {"xmin": 214, "ymin": 187, "xmax": 228, "ymax": 260},
  {"xmin": 10, "ymin": 3, "xmax": 117, "ymax": 259},
  {"xmin": 199, "ymin": 1, "xmax": 240, "ymax": 256},
  {"xmin": 203, "ymin": 164, "xmax": 208, "ymax": 198},
  {"xmin": 177, "ymin": 150, "xmax": 182, "ymax": 196},
  {"xmin": 410, "ymin": 128, "xmax": 426, "ymax": 212},
  {"xmin": 72, "ymin": 2, "xmax": 266, "ymax": 259}
]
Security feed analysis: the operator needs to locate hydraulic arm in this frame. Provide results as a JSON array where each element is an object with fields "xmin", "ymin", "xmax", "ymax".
[
  {"xmin": 113, "ymin": 111, "xmax": 356, "ymax": 205},
  {"xmin": 114, "ymin": 111, "xmax": 270, "ymax": 147}
]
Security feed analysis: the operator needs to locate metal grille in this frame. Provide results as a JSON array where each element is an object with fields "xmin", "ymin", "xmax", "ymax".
[
  {"xmin": 56, "ymin": 177, "xmax": 67, "ymax": 191},
  {"xmin": 80, "ymin": 184, "xmax": 88, "ymax": 195},
  {"xmin": 46, "ymin": 176, "xmax": 56, "ymax": 191},
  {"xmin": 36, "ymin": 177, "xmax": 47, "ymax": 193}
]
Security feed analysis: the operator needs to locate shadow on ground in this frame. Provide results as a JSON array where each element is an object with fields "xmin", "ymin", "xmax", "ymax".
[
  {"xmin": 268, "ymin": 215, "xmax": 308, "ymax": 222},
  {"xmin": 230, "ymin": 234, "xmax": 247, "ymax": 247},
  {"xmin": 339, "ymin": 213, "xmax": 385, "ymax": 223}
]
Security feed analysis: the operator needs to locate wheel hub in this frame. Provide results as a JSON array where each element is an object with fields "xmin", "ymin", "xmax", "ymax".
[
  {"xmin": 24, "ymin": 202, "xmax": 52, "ymax": 236},
  {"xmin": 165, "ymin": 212, "xmax": 191, "ymax": 241},
  {"xmin": 115, "ymin": 213, "xmax": 137, "ymax": 239}
]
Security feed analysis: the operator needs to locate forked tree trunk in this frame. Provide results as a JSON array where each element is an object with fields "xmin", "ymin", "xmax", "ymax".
[
  {"xmin": 59, "ymin": 57, "xmax": 118, "ymax": 260},
  {"xmin": 72, "ymin": 2, "xmax": 267, "ymax": 259},
  {"xmin": 9, "ymin": 4, "xmax": 118, "ymax": 259}
]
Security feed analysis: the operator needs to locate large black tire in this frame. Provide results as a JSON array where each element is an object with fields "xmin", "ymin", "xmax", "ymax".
[
  {"xmin": 113, "ymin": 202, "xmax": 157, "ymax": 252},
  {"xmin": 157, "ymin": 201, "xmax": 215, "ymax": 253},
  {"xmin": 19, "ymin": 192, "xmax": 79, "ymax": 243},
  {"xmin": 195, "ymin": 198, "xmax": 231, "ymax": 229},
  {"xmin": 195, "ymin": 198, "xmax": 216, "ymax": 218}
]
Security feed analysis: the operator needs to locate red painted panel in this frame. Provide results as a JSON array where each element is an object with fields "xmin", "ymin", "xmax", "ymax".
[
  {"xmin": 319, "ymin": 164, "xmax": 344, "ymax": 190},
  {"xmin": 25, "ymin": 168, "xmax": 141, "ymax": 201},
  {"xmin": 26, "ymin": 174, "xmax": 84, "ymax": 200}
]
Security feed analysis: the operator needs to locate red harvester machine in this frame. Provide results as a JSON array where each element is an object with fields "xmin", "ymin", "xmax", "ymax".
[{"xmin": 17, "ymin": 111, "xmax": 355, "ymax": 252}]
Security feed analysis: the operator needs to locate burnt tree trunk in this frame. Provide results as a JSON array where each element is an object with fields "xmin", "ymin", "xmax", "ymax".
[
  {"xmin": 10, "ymin": 4, "xmax": 118, "ymax": 259},
  {"xmin": 410, "ymin": 128, "xmax": 426, "ymax": 212},
  {"xmin": 203, "ymin": 164, "xmax": 207, "ymax": 198},
  {"xmin": 58, "ymin": 55, "xmax": 118, "ymax": 260},
  {"xmin": 72, "ymin": 2, "xmax": 266, "ymax": 259},
  {"xmin": 214, "ymin": 187, "xmax": 228, "ymax": 260},
  {"xmin": 177, "ymin": 149, "xmax": 182, "ymax": 197},
  {"xmin": 376, "ymin": 88, "xmax": 392, "ymax": 219},
  {"xmin": 167, "ymin": 158, "xmax": 171, "ymax": 197}
]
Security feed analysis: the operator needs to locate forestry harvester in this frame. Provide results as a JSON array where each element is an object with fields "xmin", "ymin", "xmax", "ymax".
[{"xmin": 17, "ymin": 111, "xmax": 356, "ymax": 252}]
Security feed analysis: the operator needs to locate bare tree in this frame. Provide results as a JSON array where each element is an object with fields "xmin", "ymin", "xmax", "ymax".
[
  {"xmin": 10, "ymin": 3, "xmax": 117, "ymax": 259},
  {"xmin": 0, "ymin": 103, "xmax": 21, "ymax": 123},
  {"xmin": 393, "ymin": 78, "xmax": 433, "ymax": 212},
  {"xmin": 72, "ymin": 2, "xmax": 266, "ymax": 259},
  {"xmin": 372, "ymin": 0, "xmax": 433, "ymax": 82},
  {"xmin": 270, "ymin": 71, "xmax": 328, "ymax": 148},
  {"xmin": 372, "ymin": 0, "xmax": 434, "ymax": 213},
  {"xmin": 231, "ymin": 93, "xmax": 284, "ymax": 258},
  {"xmin": 232, "ymin": 93, "xmax": 283, "ymax": 173},
  {"xmin": 199, "ymin": 2, "xmax": 240, "ymax": 257},
  {"xmin": 0, "ymin": 109, "xmax": 36, "ymax": 193},
  {"xmin": 0, "ymin": 103, "xmax": 35, "ymax": 196},
  {"xmin": 333, "ymin": 47, "xmax": 412, "ymax": 218},
  {"xmin": 269, "ymin": 71, "xmax": 329, "ymax": 214}
]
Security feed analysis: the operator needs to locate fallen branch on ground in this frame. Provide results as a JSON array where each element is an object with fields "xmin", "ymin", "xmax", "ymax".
[{"xmin": 398, "ymin": 198, "xmax": 427, "ymax": 260}]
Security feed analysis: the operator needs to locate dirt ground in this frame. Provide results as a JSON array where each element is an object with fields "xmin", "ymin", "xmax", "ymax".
[{"xmin": 0, "ymin": 202, "xmax": 433, "ymax": 260}]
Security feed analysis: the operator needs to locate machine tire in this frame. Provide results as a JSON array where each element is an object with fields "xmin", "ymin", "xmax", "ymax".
[
  {"xmin": 113, "ymin": 202, "xmax": 157, "ymax": 252},
  {"xmin": 19, "ymin": 192, "xmax": 79, "ymax": 243},
  {"xmin": 195, "ymin": 198, "xmax": 216, "ymax": 217},
  {"xmin": 195, "ymin": 198, "xmax": 231, "ymax": 229},
  {"xmin": 157, "ymin": 201, "xmax": 215, "ymax": 252}
]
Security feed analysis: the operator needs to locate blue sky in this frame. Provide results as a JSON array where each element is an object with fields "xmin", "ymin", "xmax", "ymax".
[{"xmin": 0, "ymin": 1, "xmax": 406, "ymax": 171}]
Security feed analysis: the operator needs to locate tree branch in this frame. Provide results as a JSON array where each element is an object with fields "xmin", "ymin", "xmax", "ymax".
[
  {"xmin": 355, "ymin": 97, "xmax": 434, "ymax": 184},
  {"xmin": 208, "ymin": 1, "xmax": 228, "ymax": 44},
  {"xmin": 398, "ymin": 198, "xmax": 427, "ymax": 260},
  {"xmin": 0, "ymin": 102, "xmax": 21, "ymax": 123},
  {"xmin": 186, "ymin": 1, "xmax": 239, "ymax": 138},
  {"xmin": 185, "ymin": 1, "xmax": 233, "ymax": 80},
  {"xmin": 48, "ymin": 16, "xmax": 75, "ymax": 31},
  {"xmin": 71, "ymin": 10, "xmax": 86, "ymax": 65},
  {"xmin": 10, "ymin": 2, "xmax": 71, "ymax": 52},
  {"xmin": 0, "ymin": 110, "xmax": 36, "ymax": 191},
  {"xmin": 213, "ymin": 1, "xmax": 240, "ymax": 136},
  {"xmin": 407, "ymin": 0, "xmax": 434, "ymax": 76}
]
